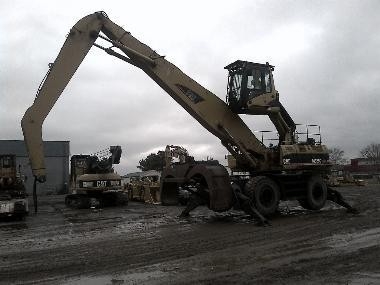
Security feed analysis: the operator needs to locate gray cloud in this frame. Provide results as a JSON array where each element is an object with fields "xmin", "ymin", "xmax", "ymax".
[{"xmin": 1, "ymin": 0, "xmax": 379, "ymax": 174}]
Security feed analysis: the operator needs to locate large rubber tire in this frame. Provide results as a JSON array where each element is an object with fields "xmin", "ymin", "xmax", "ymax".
[
  {"xmin": 244, "ymin": 176, "xmax": 280, "ymax": 216},
  {"xmin": 298, "ymin": 176, "xmax": 327, "ymax": 210},
  {"xmin": 116, "ymin": 192, "xmax": 129, "ymax": 206},
  {"xmin": 65, "ymin": 194, "xmax": 90, "ymax": 209}
]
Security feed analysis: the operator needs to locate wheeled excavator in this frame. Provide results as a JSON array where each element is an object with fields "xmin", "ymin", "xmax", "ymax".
[{"xmin": 21, "ymin": 12, "xmax": 356, "ymax": 221}]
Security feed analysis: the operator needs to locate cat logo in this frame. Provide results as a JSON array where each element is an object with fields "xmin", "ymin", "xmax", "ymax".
[{"xmin": 97, "ymin": 181, "xmax": 107, "ymax": 187}]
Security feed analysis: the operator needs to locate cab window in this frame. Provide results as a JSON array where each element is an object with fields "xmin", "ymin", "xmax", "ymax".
[
  {"xmin": 265, "ymin": 70, "xmax": 272, "ymax": 92},
  {"xmin": 247, "ymin": 69, "xmax": 262, "ymax": 91},
  {"xmin": 229, "ymin": 73, "xmax": 243, "ymax": 101}
]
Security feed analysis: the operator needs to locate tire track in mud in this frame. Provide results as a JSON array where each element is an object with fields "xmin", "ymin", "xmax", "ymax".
[
  {"xmin": 1, "ymin": 186, "xmax": 380, "ymax": 284},
  {"xmin": 0, "ymin": 222, "xmax": 258, "ymax": 282},
  {"xmin": 0, "ymin": 210, "xmax": 362, "ymax": 283},
  {"xmin": 0, "ymin": 208, "xmax": 301, "ymax": 282},
  {"xmin": 63, "ymin": 210, "xmax": 380, "ymax": 285}
]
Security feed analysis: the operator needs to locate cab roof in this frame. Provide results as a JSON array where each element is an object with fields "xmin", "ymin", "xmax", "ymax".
[{"xmin": 224, "ymin": 60, "xmax": 274, "ymax": 71}]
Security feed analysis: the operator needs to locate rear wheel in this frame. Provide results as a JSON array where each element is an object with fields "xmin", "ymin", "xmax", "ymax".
[
  {"xmin": 244, "ymin": 176, "xmax": 280, "ymax": 216},
  {"xmin": 298, "ymin": 176, "xmax": 327, "ymax": 210},
  {"xmin": 115, "ymin": 192, "xmax": 128, "ymax": 206},
  {"xmin": 65, "ymin": 194, "xmax": 90, "ymax": 209}
]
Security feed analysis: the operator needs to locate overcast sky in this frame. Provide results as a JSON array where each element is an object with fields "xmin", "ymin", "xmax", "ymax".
[{"xmin": 1, "ymin": 0, "xmax": 379, "ymax": 174}]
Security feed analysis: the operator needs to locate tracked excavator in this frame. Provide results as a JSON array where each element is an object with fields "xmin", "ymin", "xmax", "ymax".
[
  {"xmin": 67, "ymin": 146, "xmax": 127, "ymax": 208},
  {"xmin": 21, "ymin": 12, "xmax": 356, "ymax": 221}
]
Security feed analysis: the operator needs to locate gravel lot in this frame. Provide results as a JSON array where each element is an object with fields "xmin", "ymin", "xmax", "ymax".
[{"xmin": 1, "ymin": 184, "xmax": 379, "ymax": 284}]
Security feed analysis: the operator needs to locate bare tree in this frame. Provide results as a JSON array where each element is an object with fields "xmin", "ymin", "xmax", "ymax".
[
  {"xmin": 328, "ymin": 147, "xmax": 346, "ymax": 165},
  {"xmin": 360, "ymin": 143, "xmax": 380, "ymax": 164}
]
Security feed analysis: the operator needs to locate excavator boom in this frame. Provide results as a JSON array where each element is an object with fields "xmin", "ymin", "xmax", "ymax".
[
  {"xmin": 22, "ymin": 11, "xmax": 269, "ymax": 182},
  {"xmin": 22, "ymin": 12, "xmax": 357, "ymax": 218}
]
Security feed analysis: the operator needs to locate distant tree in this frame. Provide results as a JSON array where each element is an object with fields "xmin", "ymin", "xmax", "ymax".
[
  {"xmin": 137, "ymin": 151, "xmax": 165, "ymax": 171},
  {"xmin": 360, "ymin": 143, "xmax": 380, "ymax": 164},
  {"xmin": 328, "ymin": 147, "xmax": 347, "ymax": 165}
]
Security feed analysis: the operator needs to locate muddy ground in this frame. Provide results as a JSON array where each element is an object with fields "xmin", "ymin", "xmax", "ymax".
[{"xmin": 1, "ymin": 185, "xmax": 380, "ymax": 285}]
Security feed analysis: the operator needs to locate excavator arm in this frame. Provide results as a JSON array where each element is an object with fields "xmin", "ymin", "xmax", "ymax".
[
  {"xmin": 22, "ymin": 11, "xmax": 342, "ymax": 217},
  {"xmin": 22, "ymin": 11, "xmax": 269, "ymax": 182}
]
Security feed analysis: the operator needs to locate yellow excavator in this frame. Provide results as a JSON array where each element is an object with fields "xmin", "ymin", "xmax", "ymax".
[
  {"xmin": 21, "ymin": 12, "xmax": 356, "ymax": 222},
  {"xmin": 0, "ymin": 155, "xmax": 29, "ymax": 219},
  {"xmin": 67, "ymin": 146, "xmax": 127, "ymax": 208}
]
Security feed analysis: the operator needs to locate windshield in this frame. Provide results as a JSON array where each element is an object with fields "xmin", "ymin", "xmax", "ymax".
[
  {"xmin": 264, "ymin": 69, "xmax": 272, "ymax": 92},
  {"xmin": 228, "ymin": 73, "xmax": 243, "ymax": 101},
  {"xmin": 247, "ymin": 69, "xmax": 262, "ymax": 91},
  {"xmin": 246, "ymin": 68, "xmax": 272, "ymax": 98}
]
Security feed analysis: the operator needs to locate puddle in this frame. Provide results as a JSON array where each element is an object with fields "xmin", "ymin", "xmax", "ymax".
[
  {"xmin": 207, "ymin": 212, "xmax": 253, "ymax": 224},
  {"xmin": 63, "ymin": 270, "xmax": 167, "ymax": 285},
  {"xmin": 350, "ymin": 272, "xmax": 380, "ymax": 284},
  {"xmin": 0, "ymin": 222, "xmax": 28, "ymax": 230},
  {"xmin": 66, "ymin": 216, "xmax": 122, "ymax": 224},
  {"xmin": 325, "ymin": 227, "xmax": 380, "ymax": 253}
]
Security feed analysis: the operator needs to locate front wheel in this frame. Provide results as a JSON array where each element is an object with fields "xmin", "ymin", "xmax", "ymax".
[
  {"xmin": 298, "ymin": 176, "xmax": 327, "ymax": 210},
  {"xmin": 244, "ymin": 176, "xmax": 280, "ymax": 216}
]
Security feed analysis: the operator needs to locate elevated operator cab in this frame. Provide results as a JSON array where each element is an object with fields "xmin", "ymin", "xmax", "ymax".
[
  {"xmin": 225, "ymin": 60, "xmax": 297, "ymax": 145},
  {"xmin": 225, "ymin": 60, "xmax": 278, "ymax": 114}
]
